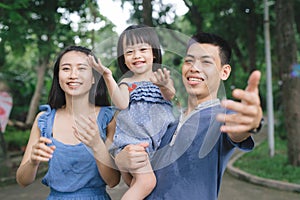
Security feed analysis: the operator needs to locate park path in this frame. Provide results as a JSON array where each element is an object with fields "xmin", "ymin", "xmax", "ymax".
[
  {"xmin": 1, "ymin": 127, "xmax": 300, "ymax": 199},
  {"xmin": 0, "ymin": 171, "xmax": 299, "ymax": 200}
]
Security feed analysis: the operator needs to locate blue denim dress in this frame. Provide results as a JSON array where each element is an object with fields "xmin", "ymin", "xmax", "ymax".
[
  {"xmin": 38, "ymin": 105, "xmax": 114, "ymax": 200},
  {"xmin": 109, "ymin": 81, "xmax": 175, "ymax": 157}
]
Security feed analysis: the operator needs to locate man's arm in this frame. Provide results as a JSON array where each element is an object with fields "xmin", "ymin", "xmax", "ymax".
[{"xmin": 216, "ymin": 70, "xmax": 263, "ymax": 142}]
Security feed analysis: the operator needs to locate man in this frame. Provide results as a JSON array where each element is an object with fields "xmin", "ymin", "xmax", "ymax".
[{"xmin": 115, "ymin": 32, "xmax": 263, "ymax": 200}]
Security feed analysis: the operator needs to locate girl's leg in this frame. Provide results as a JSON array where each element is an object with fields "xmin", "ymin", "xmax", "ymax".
[{"xmin": 121, "ymin": 159, "xmax": 156, "ymax": 200}]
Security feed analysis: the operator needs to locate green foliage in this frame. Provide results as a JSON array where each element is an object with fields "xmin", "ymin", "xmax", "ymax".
[
  {"xmin": 3, "ymin": 126, "xmax": 30, "ymax": 151},
  {"xmin": 0, "ymin": 0, "xmax": 299, "ymax": 128},
  {"xmin": 234, "ymin": 136, "xmax": 300, "ymax": 184},
  {"xmin": 0, "ymin": 0, "xmax": 116, "ymax": 123}
]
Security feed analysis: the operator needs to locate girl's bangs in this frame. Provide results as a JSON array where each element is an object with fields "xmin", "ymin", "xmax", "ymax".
[{"xmin": 124, "ymin": 29, "xmax": 150, "ymax": 46}]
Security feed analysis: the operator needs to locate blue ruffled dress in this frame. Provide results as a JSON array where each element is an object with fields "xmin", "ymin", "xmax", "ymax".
[
  {"xmin": 109, "ymin": 81, "xmax": 175, "ymax": 157},
  {"xmin": 38, "ymin": 105, "xmax": 114, "ymax": 200}
]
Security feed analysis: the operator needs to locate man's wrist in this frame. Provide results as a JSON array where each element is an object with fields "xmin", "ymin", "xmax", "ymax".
[{"xmin": 248, "ymin": 118, "xmax": 264, "ymax": 134}]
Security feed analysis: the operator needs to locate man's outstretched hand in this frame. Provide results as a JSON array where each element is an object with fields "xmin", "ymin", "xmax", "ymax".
[{"xmin": 216, "ymin": 70, "xmax": 263, "ymax": 142}]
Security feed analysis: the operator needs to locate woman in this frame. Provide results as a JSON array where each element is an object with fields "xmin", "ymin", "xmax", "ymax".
[{"xmin": 16, "ymin": 46, "xmax": 120, "ymax": 199}]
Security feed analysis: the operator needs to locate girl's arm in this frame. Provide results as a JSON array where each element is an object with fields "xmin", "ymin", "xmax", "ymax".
[
  {"xmin": 88, "ymin": 55, "xmax": 129, "ymax": 109},
  {"xmin": 151, "ymin": 68, "xmax": 176, "ymax": 101},
  {"xmin": 99, "ymin": 117, "xmax": 121, "ymax": 188},
  {"xmin": 16, "ymin": 113, "xmax": 56, "ymax": 187},
  {"xmin": 73, "ymin": 115, "xmax": 120, "ymax": 188}
]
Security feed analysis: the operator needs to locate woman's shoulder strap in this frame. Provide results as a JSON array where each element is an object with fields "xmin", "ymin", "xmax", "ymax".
[{"xmin": 37, "ymin": 105, "xmax": 55, "ymax": 138}]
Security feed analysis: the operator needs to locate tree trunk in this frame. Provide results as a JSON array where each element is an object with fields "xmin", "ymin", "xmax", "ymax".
[
  {"xmin": 284, "ymin": 78, "xmax": 300, "ymax": 165},
  {"xmin": 142, "ymin": 0, "xmax": 153, "ymax": 26},
  {"xmin": 275, "ymin": 0, "xmax": 300, "ymax": 166},
  {"xmin": 182, "ymin": 0, "xmax": 203, "ymax": 32},
  {"xmin": 25, "ymin": 58, "xmax": 48, "ymax": 125}
]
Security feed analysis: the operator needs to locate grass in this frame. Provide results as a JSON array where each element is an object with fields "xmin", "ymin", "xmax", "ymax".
[{"xmin": 234, "ymin": 136, "xmax": 300, "ymax": 185}]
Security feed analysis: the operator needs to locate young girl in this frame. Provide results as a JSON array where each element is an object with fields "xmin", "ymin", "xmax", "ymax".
[
  {"xmin": 88, "ymin": 24, "xmax": 176, "ymax": 199},
  {"xmin": 16, "ymin": 46, "xmax": 120, "ymax": 199}
]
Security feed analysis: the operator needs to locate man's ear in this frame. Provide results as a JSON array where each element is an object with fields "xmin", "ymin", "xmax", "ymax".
[{"xmin": 220, "ymin": 64, "xmax": 231, "ymax": 80}]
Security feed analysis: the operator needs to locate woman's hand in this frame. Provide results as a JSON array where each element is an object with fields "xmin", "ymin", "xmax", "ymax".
[
  {"xmin": 30, "ymin": 137, "xmax": 55, "ymax": 166},
  {"xmin": 73, "ymin": 115, "xmax": 102, "ymax": 151}
]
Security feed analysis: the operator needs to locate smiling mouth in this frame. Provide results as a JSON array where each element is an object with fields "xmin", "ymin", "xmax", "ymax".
[
  {"xmin": 133, "ymin": 61, "xmax": 145, "ymax": 66},
  {"xmin": 67, "ymin": 82, "xmax": 81, "ymax": 86},
  {"xmin": 187, "ymin": 77, "xmax": 204, "ymax": 82}
]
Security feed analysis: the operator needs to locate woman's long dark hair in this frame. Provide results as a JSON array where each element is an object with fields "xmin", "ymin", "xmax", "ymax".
[
  {"xmin": 47, "ymin": 46, "xmax": 110, "ymax": 109},
  {"xmin": 117, "ymin": 24, "xmax": 162, "ymax": 74}
]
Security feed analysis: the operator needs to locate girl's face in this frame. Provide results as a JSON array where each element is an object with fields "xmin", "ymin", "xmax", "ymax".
[
  {"xmin": 58, "ymin": 51, "xmax": 95, "ymax": 98},
  {"xmin": 123, "ymin": 40, "xmax": 154, "ymax": 77}
]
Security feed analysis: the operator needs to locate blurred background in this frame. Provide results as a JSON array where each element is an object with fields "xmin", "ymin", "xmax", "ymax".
[{"xmin": 0, "ymin": 0, "xmax": 299, "ymax": 197}]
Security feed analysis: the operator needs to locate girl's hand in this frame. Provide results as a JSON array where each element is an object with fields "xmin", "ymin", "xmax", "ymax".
[
  {"xmin": 88, "ymin": 55, "xmax": 112, "ymax": 77},
  {"xmin": 151, "ymin": 68, "xmax": 176, "ymax": 101},
  {"xmin": 30, "ymin": 137, "xmax": 55, "ymax": 166},
  {"xmin": 73, "ymin": 115, "xmax": 101, "ymax": 151},
  {"xmin": 151, "ymin": 68, "xmax": 171, "ymax": 87}
]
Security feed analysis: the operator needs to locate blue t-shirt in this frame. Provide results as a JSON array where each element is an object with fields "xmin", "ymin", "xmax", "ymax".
[{"xmin": 146, "ymin": 104, "xmax": 254, "ymax": 200}]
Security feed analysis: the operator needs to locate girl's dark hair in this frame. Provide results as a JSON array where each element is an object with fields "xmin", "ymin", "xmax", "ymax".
[
  {"xmin": 48, "ymin": 45, "xmax": 110, "ymax": 109},
  {"xmin": 187, "ymin": 32, "xmax": 232, "ymax": 66},
  {"xmin": 117, "ymin": 24, "xmax": 162, "ymax": 74}
]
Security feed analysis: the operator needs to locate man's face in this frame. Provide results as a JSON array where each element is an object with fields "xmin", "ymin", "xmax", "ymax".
[{"xmin": 182, "ymin": 43, "xmax": 230, "ymax": 102}]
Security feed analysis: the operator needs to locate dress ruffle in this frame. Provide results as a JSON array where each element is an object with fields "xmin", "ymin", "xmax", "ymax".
[
  {"xmin": 130, "ymin": 81, "xmax": 172, "ymax": 106},
  {"xmin": 110, "ymin": 81, "xmax": 175, "ymax": 156},
  {"xmin": 38, "ymin": 105, "xmax": 53, "ymax": 138},
  {"xmin": 98, "ymin": 106, "xmax": 114, "ymax": 141}
]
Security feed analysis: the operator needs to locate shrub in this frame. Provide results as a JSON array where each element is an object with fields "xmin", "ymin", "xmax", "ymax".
[{"xmin": 3, "ymin": 126, "xmax": 30, "ymax": 151}]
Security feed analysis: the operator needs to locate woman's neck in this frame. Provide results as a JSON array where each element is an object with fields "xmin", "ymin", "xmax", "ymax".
[{"xmin": 64, "ymin": 96, "xmax": 95, "ymax": 116}]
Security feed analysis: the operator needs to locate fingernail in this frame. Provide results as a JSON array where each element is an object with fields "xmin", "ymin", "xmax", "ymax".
[{"xmin": 233, "ymin": 90, "xmax": 241, "ymax": 96}]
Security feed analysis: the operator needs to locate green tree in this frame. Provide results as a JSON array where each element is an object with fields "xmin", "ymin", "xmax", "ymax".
[{"xmin": 0, "ymin": 0, "xmax": 115, "ymax": 125}]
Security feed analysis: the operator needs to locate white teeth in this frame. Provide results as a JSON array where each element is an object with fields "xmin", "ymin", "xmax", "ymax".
[
  {"xmin": 68, "ymin": 82, "xmax": 80, "ymax": 86},
  {"xmin": 189, "ymin": 77, "xmax": 202, "ymax": 82},
  {"xmin": 134, "ymin": 61, "xmax": 144, "ymax": 65}
]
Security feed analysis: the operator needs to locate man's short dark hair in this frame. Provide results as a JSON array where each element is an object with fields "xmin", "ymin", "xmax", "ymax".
[{"xmin": 187, "ymin": 32, "xmax": 232, "ymax": 65}]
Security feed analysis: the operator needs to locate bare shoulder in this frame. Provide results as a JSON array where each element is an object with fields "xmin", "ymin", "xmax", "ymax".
[{"xmin": 34, "ymin": 111, "xmax": 46, "ymax": 122}]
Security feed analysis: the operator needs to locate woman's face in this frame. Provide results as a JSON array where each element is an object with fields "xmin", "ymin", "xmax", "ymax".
[{"xmin": 58, "ymin": 51, "xmax": 95, "ymax": 98}]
